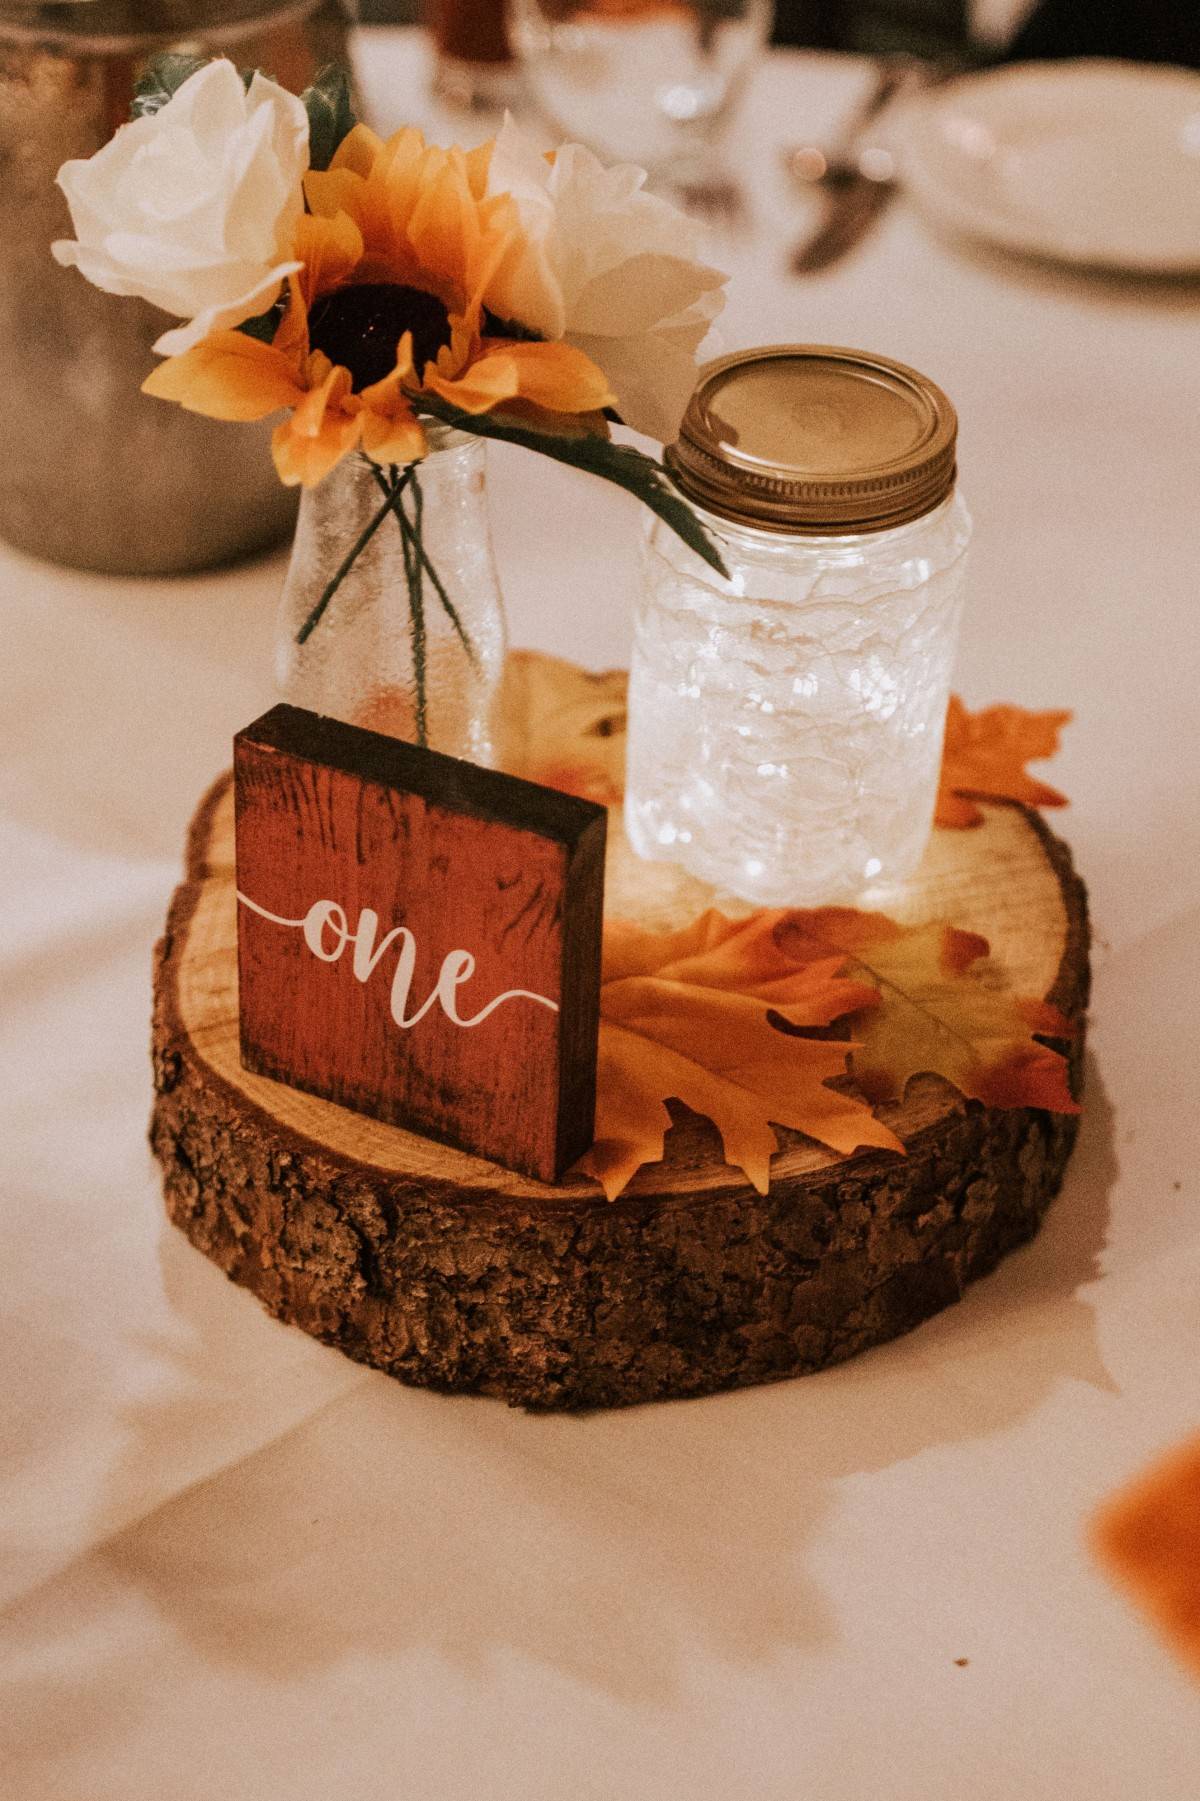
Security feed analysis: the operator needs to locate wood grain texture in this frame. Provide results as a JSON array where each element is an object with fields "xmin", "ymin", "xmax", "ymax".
[
  {"xmin": 234, "ymin": 705, "xmax": 606, "ymax": 1182},
  {"xmin": 152, "ymin": 655, "xmax": 1090, "ymax": 1410}
]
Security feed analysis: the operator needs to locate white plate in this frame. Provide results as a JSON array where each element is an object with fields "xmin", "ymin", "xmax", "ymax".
[{"xmin": 893, "ymin": 60, "xmax": 1200, "ymax": 274}]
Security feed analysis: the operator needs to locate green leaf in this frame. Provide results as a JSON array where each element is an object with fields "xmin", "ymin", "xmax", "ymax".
[
  {"xmin": 419, "ymin": 399, "xmax": 729, "ymax": 580},
  {"xmin": 132, "ymin": 52, "xmax": 210, "ymax": 118},
  {"xmin": 301, "ymin": 64, "xmax": 357, "ymax": 172},
  {"xmin": 237, "ymin": 300, "xmax": 284, "ymax": 343}
]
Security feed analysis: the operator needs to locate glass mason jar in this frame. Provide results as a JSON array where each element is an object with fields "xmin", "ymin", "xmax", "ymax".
[
  {"xmin": 276, "ymin": 428, "xmax": 508, "ymax": 765},
  {"xmin": 625, "ymin": 345, "xmax": 972, "ymax": 907}
]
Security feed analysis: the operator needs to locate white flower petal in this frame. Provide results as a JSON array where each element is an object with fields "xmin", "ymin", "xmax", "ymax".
[
  {"xmin": 565, "ymin": 250, "xmax": 727, "ymax": 339},
  {"xmin": 151, "ymin": 260, "xmax": 301, "ymax": 355},
  {"xmin": 489, "ymin": 113, "xmax": 555, "ymax": 208},
  {"xmin": 485, "ymin": 232, "xmax": 564, "ymax": 340},
  {"xmin": 54, "ymin": 58, "xmax": 309, "ymax": 331},
  {"xmin": 484, "ymin": 116, "xmax": 727, "ymax": 443},
  {"xmin": 171, "ymin": 56, "xmax": 253, "ymax": 139},
  {"xmin": 568, "ymin": 327, "xmax": 707, "ymax": 442},
  {"xmin": 51, "ymin": 235, "xmax": 159, "ymax": 302},
  {"xmin": 483, "ymin": 116, "xmax": 566, "ymax": 338}
]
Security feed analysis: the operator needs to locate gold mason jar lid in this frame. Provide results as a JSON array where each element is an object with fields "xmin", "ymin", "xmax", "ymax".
[{"xmin": 665, "ymin": 344, "xmax": 959, "ymax": 535}]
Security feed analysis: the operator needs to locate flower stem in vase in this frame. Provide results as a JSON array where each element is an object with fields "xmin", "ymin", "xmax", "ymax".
[
  {"xmin": 392, "ymin": 465, "xmax": 430, "ymax": 748},
  {"xmin": 295, "ymin": 465, "xmax": 410, "ymax": 646},
  {"xmin": 411, "ymin": 471, "xmax": 478, "ymax": 666},
  {"xmin": 367, "ymin": 459, "xmax": 481, "ymax": 749},
  {"xmin": 384, "ymin": 466, "xmax": 478, "ymax": 666}
]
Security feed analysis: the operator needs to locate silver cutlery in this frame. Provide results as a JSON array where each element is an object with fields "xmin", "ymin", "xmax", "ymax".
[{"xmin": 785, "ymin": 58, "xmax": 935, "ymax": 275}]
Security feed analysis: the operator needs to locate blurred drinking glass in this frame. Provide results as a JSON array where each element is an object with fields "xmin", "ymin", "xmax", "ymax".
[
  {"xmin": 428, "ymin": 0, "xmax": 522, "ymax": 112},
  {"xmin": 509, "ymin": 0, "xmax": 772, "ymax": 187}
]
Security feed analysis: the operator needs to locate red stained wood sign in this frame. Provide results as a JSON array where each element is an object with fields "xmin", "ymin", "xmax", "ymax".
[{"xmin": 233, "ymin": 704, "xmax": 607, "ymax": 1183}]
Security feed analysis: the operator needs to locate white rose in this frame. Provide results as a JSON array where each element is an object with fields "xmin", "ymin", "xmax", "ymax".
[
  {"xmin": 486, "ymin": 119, "xmax": 727, "ymax": 443},
  {"xmin": 53, "ymin": 59, "xmax": 309, "ymax": 356}
]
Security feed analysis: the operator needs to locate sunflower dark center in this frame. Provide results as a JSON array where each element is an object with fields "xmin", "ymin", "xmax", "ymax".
[{"xmin": 308, "ymin": 283, "xmax": 453, "ymax": 390}]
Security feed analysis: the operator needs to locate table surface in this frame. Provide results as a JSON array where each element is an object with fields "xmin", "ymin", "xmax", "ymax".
[{"xmin": 4, "ymin": 31, "xmax": 1200, "ymax": 1801}]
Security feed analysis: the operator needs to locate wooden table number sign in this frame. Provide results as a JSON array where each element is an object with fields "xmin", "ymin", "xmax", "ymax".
[{"xmin": 233, "ymin": 704, "xmax": 607, "ymax": 1183}]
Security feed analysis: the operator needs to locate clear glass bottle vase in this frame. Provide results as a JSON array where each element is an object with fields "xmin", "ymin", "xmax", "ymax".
[{"xmin": 275, "ymin": 427, "xmax": 507, "ymax": 765}]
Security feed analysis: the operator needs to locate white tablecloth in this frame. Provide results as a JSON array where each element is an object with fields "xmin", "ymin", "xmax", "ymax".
[{"xmin": 4, "ymin": 31, "xmax": 1200, "ymax": 1799}]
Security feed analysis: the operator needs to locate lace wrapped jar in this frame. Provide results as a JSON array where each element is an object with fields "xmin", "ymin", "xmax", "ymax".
[{"xmin": 625, "ymin": 345, "xmax": 972, "ymax": 907}]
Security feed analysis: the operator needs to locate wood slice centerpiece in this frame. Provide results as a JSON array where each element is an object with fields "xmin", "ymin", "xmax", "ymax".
[{"xmin": 151, "ymin": 653, "xmax": 1089, "ymax": 1410}]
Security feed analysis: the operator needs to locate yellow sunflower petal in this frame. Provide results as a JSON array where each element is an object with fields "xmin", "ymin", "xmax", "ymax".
[
  {"xmin": 303, "ymin": 166, "xmax": 366, "ymax": 222},
  {"xmin": 293, "ymin": 210, "xmax": 365, "ymax": 306},
  {"xmin": 272, "ymin": 411, "xmax": 362, "ymax": 487},
  {"xmin": 406, "ymin": 152, "xmax": 487, "ymax": 311},
  {"xmin": 374, "ymin": 124, "xmax": 428, "ymax": 178},
  {"xmin": 272, "ymin": 358, "xmax": 361, "ymax": 487},
  {"xmin": 423, "ymin": 334, "xmax": 617, "ymax": 417},
  {"xmin": 421, "ymin": 348, "xmax": 520, "ymax": 414},
  {"xmin": 464, "ymin": 206, "xmax": 523, "ymax": 317},
  {"xmin": 272, "ymin": 273, "xmax": 310, "ymax": 363},
  {"xmin": 360, "ymin": 398, "xmax": 427, "ymax": 468},
  {"xmin": 496, "ymin": 340, "xmax": 615, "ymax": 414},
  {"xmin": 357, "ymin": 331, "xmax": 425, "ymax": 462},
  {"xmin": 292, "ymin": 354, "xmax": 353, "ymax": 431},
  {"xmin": 464, "ymin": 138, "xmax": 493, "ymax": 201},
  {"xmin": 488, "ymin": 399, "xmax": 612, "ymax": 439},
  {"xmin": 330, "ymin": 122, "xmax": 385, "ymax": 178},
  {"xmin": 431, "ymin": 311, "xmax": 479, "ymax": 380},
  {"xmin": 358, "ymin": 330, "xmax": 416, "ymax": 399},
  {"xmin": 376, "ymin": 129, "xmax": 435, "ymax": 255},
  {"xmin": 309, "ymin": 134, "xmax": 423, "ymax": 286},
  {"xmin": 141, "ymin": 331, "xmax": 303, "ymax": 421}
]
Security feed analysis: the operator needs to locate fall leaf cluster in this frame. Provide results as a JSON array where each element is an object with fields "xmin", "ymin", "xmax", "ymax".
[
  {"xmin": 508, "ymin": 657, "xmax": 1080, "ymax": 1199},
  {"xmin": 579, "ymin": 904, "xmax": 1078, "ymax": 1200}
]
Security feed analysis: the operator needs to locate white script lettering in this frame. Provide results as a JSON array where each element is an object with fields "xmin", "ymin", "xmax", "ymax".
[{"xmin": 237, "ymin": 892, "xmax": 560, "ymax": 1029}]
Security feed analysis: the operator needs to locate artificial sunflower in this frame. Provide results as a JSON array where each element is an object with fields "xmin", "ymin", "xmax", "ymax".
[{"xmin": 143, "ymin": 123, "xmax": 616, "ymax": 488}]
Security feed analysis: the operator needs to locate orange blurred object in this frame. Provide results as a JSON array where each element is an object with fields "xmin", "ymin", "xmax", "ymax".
[
  {"xmin": 1092, "ymin": 1435, "xmax": 1200, "ymax": 1678},
  {"xmin": 586, "ymin": 0, "xmax": 692, "ymax": 19}
]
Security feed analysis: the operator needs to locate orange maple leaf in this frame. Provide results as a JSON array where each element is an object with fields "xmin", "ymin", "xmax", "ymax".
[
  {"xmin": 773, "ymin": 907, "xmax": 1079, "ymax": 1115},
  {"xmin": 522, "ymin": 760, "xmax": 622, "ymax": 807},
  {"xmin": 578, "ymin": 910, "xmax": 903, "ymax": 1200},
  {"xmin": 1092, "ymin": 1435, "xmax": 1200, "ymax": 1680},
  {"xmin": 936, "ymin": 696, "xmax": 1071, "ymax": 828},
  {"xmin": 502, "ymin": 652, "xmax": 627, "ymax": 807}
]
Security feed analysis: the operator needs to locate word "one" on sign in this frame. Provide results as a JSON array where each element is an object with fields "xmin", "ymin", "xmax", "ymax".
[{"xmin": 234, "ymin": 704, "xmax": 607, "ymax": 1182}]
